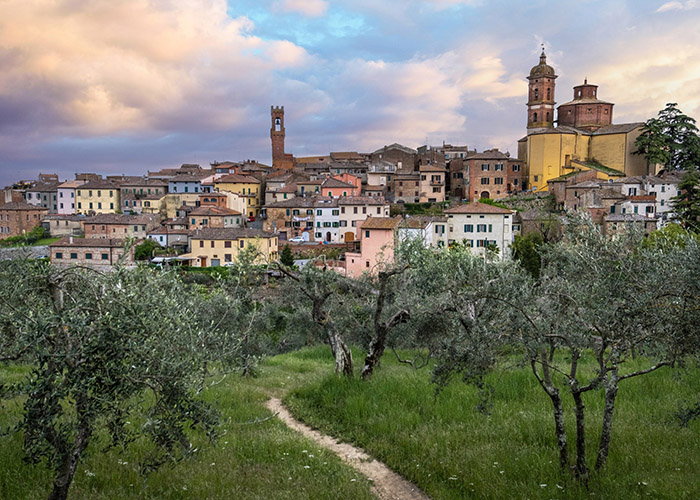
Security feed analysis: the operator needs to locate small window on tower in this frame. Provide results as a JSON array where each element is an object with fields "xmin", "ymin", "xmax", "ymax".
[
  {"xmin": 275, "ymin": 118, "xmax": 281, "ymax": 131},
  {"xmin": 534, "ymin": 112, "xmax": 538, "ymax": 122},
  {"xmin": 546, "ymin": 88, "xmax": 551, "ymax": 100},
  {"xmin": 534, "ymin": 89, "xmax": 539, "ymax": 100}
]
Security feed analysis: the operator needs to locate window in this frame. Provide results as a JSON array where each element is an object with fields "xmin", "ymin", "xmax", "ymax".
[
  {"xmin": 366, "ymin": 261, "xmax": 370, "ymax": 268},
  {"xmin": 56, "ymin": 252, "xmax": 63, "ymax": 259},
  {"xmin": 70, "ymin": 252, "xmax": 77, "ymax": 259},
  {"xmin": 512, "ymin": 164, "xmax": 520, "ymax": 172},
  {"xmin": 315, "ymin": 232, "xmax": 322, "ymax": 238},
  {"xmin": 481, "ymin": 178, "xmax": 490, "ymax": 185},
  {"xmin": 494, "ymin": 178, "xmax": 503, "ymax": 185},
  {"xmin": 610, "ymin": 206, "xmax": 616, "ymax": 214},
  {"xmin": 377, "ymin": 207, "xmax": 381, "ymax": 214},
  {"xmin": 225, "ymin": 241, "xmax": 232, "ymax": 248},
  {"xmin": 240, "ymin": 240, "xmax": 245, "ymax": 248},
  {"xmin": 464, "ymin": 224, "xmax": 473, "ymax": 232},
  {"xmin": 362, "ymin": 207, "xmax": 367, "ymax": 214},
  {"xmin": 316, "ymin": 210, "xmax": 322, "ymax": 216},
  {"xmin": 534, "ymin": 175, "xmax": 539, "ymax": 182},
  {"xmin": 86, "ymin": 253, "xmax": 92, "ymax": 260},
  {"xmin": 341, "ymin": 207, "xmax": 345, "ymax": 214},
  {"xmin": 494, "ymin": 164, "xmax": 504, "ymax": 171},
  {"xmin": 332, "ymin": 209, "xmax": 339, "ymax": 216},
  {"xmin": 476, "ymin": 224, "xmax": 487, "ymax": 232},
  {"xmin": 199, "ymin": 240, "xmax": 204, "ymax": 248},
  {"xmin": 225, "ymin": 254, "xmax": 232, "ymax": 262},
  {"xmin": 481, "ymin": 164, "xmax": 489, "ymax": 171},
  {"xmin": 98, "ymin": 202, "xmax": 102, "ymax": 209},
  {"xmin": 365, "ymin": 230, "xmax": 370, "ymax": 238},
  {"xmin": 514, "ymin": 179, "xmax": 519, "ymax": 186}
]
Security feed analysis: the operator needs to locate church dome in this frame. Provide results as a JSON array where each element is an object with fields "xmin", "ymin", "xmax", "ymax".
[{"xmin": 529, "ymin": 49, "xmax": 555, "ymax": 77}]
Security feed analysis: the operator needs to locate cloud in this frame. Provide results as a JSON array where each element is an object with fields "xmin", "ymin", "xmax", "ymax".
[
  {"xmin": 656, "ymin": 0, "xmax": 698, "ymax": 12},
  {"xmin": 0, "ymin": 0, "xmax": 314, "ymax": 137},
  {"xmin": 272, "ymin": 0, "xmax": 329, "ymax": 17}
]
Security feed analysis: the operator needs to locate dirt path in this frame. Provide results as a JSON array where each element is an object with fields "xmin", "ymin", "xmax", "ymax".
[{"xmin": 265, "ymin": 397, "xmax": 431, "ymax": 500}]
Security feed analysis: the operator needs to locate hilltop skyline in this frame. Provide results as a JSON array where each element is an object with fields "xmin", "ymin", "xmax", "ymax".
[{"xmin": 1, "ymin": 0, "xmax": 699, "ymax": 186}]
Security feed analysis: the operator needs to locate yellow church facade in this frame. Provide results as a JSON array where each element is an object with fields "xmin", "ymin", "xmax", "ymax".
[{"xmin": 518, "ymin": 50, "xmax": 651, "ymax": 191}]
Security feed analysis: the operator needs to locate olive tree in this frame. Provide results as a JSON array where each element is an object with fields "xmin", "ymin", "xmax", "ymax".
[
  {"xmin": 0, "ymin": 260, "xmax": 218, "ymax": 500},
  {"xmin": 277, "ymin": 259, "xmax": 355, "ymax": 376},
  {"xmin": 432, "ymin": 215, "xmax": 700, "ymax": 481}
]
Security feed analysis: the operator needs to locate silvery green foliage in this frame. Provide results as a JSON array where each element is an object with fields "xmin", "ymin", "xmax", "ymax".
[
  {"xmin": 429, "ymin": 212, "xmax": 700, "ymax": 480},
  {"xmin": 0, "ymin": 260, "xmax": 218, "ymax": 500}
]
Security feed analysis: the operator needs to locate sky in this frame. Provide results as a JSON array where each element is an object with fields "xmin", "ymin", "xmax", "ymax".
[{"xmin": 1, "ymin": 0, "xmax": 699, "ymax": 187}]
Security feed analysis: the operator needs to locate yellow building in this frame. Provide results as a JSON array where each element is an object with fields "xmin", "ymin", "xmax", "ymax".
[
  {"xmin": 213, "ymin": 174, "xmax": 262, "ymax": 217},
  {"xmin": 181, "ymin": 228, "xmax": 278, "ymax": 267},
  {"xmin": 75, "ymin": 179, "xmax": 121, "ymax": 214},
  {"xmin": 518, "ymin": 51, "xmax": 650, "ymax": 192}
]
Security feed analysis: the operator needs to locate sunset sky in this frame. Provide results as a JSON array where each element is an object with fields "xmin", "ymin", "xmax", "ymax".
[{"xmin": 1, "ymin": 0, "xmax": 699, "ymax": 186}]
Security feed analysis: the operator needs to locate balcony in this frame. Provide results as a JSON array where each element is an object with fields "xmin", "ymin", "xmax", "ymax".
[{"xmin": 430, "ymin": 180, "xmax": 445, "ymax": 186}]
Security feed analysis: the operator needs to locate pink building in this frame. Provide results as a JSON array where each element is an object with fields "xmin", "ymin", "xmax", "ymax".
[{"xmin": 345, "ymin": 216, "xmax": 401, "ymax": 277}]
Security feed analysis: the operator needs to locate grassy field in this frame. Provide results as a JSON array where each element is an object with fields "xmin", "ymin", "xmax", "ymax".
[
  {"xmin": 0, "ymin": 358, "xmax": 372, "ymax": 500},
  {"xmin": 2, "ymin": 346, "xmax": 698, "ymax": 499},
  {"xmin": 284, "ymin": 347, "xmax": 700, "ymax": 500}
]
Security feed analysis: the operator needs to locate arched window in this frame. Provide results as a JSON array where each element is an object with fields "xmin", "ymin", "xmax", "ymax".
[
  {"xmin": 275, "ymin": 118, "xmax": 281, "ymax": 131},
  {"xmin": 546, "ymin": 112, "xmax": 550, "ymax": 121},
  {"xmin": 534, "ymin": 88, "xmax": 539, "ymax": 100},
  {"xmin": 534, "ymin": 112, "xmax": 538, "ymax": 122},
  {"xmin": 546, "ymin": 88, "xmax": 551, "ymax": 100}
]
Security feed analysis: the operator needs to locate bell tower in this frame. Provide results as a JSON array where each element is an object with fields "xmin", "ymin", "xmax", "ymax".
[
  {"xmin": 270, "ymin": 106, "xmax": 286, "ymax": 169},
  {"xmin": 527, "ymin": 48, "xmax": 557, "ymax": 129}
]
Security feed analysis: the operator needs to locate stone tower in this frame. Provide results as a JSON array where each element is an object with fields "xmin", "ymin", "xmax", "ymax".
[
  {"xmin": 271, "ymin": 106, "xmax": 286, "ymax": 168},
  {"xmin": 270, "ymin": 105, "xmax": 295, "ymax": 170},
  {"xmin": 527, "ymin": 49, "xmax": 557, "ymax": 129}
]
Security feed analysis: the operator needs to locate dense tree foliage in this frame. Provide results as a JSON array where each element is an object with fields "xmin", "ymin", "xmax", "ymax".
[
  {"xmin": 133, "ymin": 239, "xmax": 161, "ymax": 260},
  {"xmin": 635, "ymin": 102, "xmax": 700, "ymax": 171}
]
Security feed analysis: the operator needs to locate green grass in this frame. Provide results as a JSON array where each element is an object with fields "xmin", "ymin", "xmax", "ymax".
[
  {"xmin": 285, "ymin": 347, "xmax": 700, "ymax": 500},
  {"xmin": 0, "ymin": 358, "xmax": 373, "ymax": 500},
  {"xmin": 3, "ymin": 346, "xmax": 699, "ymax": 499},
  {"xmin": 33, "ymin": 237, "xmax": 61, "ymax": 246}
]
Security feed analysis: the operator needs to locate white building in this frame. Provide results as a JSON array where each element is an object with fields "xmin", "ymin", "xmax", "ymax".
[
  {"xmin": 313, "ymin": 198, "xmax": 341, "ymax": 243},
  {"xmin": 445, "ymin": 201, "xmax": 515, "ymax": 258},
  {"xmin": 397, "ymin": 216, "xmax": 448, "ymax": 248},
  {"xmin": 56, "ymin": 180, "xmax": 87, "ymax": 215},
  {"xmin": 338, "ymin": 197, "xmax": 390, "ymax": 242}
]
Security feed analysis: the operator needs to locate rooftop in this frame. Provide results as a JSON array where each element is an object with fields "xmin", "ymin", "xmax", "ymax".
[
  {"xmin": 189, "ymin": 228, "xmax": 276, "ymax": 240},
  {"xmin": 360, "ymin": 216, "xmax": 403, "ymax": 230},
  {"xmin": 444, "ymin": 201, "xmax": 514, "ymax": 215}
]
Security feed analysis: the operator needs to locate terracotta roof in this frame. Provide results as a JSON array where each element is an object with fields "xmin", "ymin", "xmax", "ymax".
[
  {"xmin": 399, "ymin": 215, "xmax": 447, "ymax": 229},
  {"xmin": 419, "ymin": 164, "xmax": 446, "ymax": 172},
  {"xmin": 464, "ymin": 149, "xmax": 514, "ymax": 160},
  {"xmin": 330, "ymin": 152, "xmax": 364, "ymax": 160},
  {"xmin": 558, "ymin": 97, "xmax": 614, "ymax": 107},
  {"xmin": 50, "ymin": 237, "xmax": 131, "ymax": 248},
  {"xmin": 360, "ymin": 216, "xmax": 402, "ymax": 230},
  {"xmin": 84, "ymin": 214, "xmax": 160, "ymax": 225},
  {"xmin": 0, "ymin": 201, "xmax": 49, "ymax": 211},
  {"xmin": 188, "ymin": 206, "xmax": 242, "ymax": 217},
  {"xmin": 276, "ymin": 183, "xmax": 298, "ymax": 193},
  {"xmin": 568, "ymin": 181, "xmax": 602, "ymax": 189},
  {"xmin": 26, "ymin": 182, "xmax": 60, "ymax": 192},
  {"xmin": 626, "ymin": 195, "xmax": 656, "ymax": 203},
  {"xmin": 216, "ymin": 174, "xmax": 261, "ymax": 184},
  {"xmin": 78, "ymin": 179, "xmax": 119, "ymax": 190},
  {"xmin": 321, "ymin": 177, "xmax": 355, "ymax": 189},
  {"xmin": 42, "ymin": 214, "xmax": 89, "ymax": 222},
  {"xmin": 444, "ymin": 201, "xmax": 514, "ymax": 215},
  {"xmin": 189, "ymin": 228, "xmax": 276, "ymax": 240},
  {"xmin": 371, "ymin": 143, "xmax": 417, "ymax": 155},
  {"xmin": 265, "ymin": 196, "xmax": 337, "ymax": 209},
  {"xmin": 590, "ymin": 123, "xmax": 643, "ymax": 135},
  {"xmin": 57, "ymin": 181, "xmax": 87, "ymax": 189}
]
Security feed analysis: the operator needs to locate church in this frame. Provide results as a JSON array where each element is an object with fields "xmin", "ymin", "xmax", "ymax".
[{"xmin": 517, "ymin": 50, "xmax": 650, "ymax": 191}]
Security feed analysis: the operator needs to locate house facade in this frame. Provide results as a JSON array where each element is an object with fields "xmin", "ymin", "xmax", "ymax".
[
  {"xmin": 0, "ymin": 202, "xmax": 49, "ymax": 239},
  {"xmin": 345, "ymin": 216, "xmax": 402, "ymax": 277},
  {"xmin": 181, "ymin": 228, "xmax": 278, "ymax": 267},
  {"xmin": 445, "ymin": 202, "xmax": 515, "ymax": 258},
  {"xmin": 49, "ymin": 237, "xmax": 136, "ymax": 269},
  {"xmin": 75, "ymin": 180, "xmax": 121, "ymax": 214}
]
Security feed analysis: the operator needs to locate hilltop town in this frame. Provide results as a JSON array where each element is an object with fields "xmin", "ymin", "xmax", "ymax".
[{"xmin": 0, "ymin": 51, "xmax": 685, "ymax": 271}]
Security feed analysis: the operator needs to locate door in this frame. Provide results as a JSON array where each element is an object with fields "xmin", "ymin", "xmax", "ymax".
[
  {"xmin": 480, "ymin": 191, "xmax": 490, "ymax": 199},
  {"xmin": 325, "ymin": 231, "xmax": 331, "ymax": 242},
  {"xmin": 344, "ymin": 231, "xmax": 355, "ymax": 242}
]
